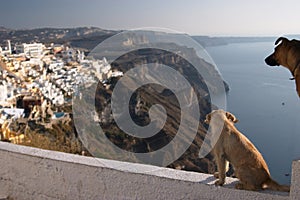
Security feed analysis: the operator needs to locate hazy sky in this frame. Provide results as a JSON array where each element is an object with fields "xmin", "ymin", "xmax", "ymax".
[{"xmin": 0, "ymin": 0, "xmax": 299, "ymax": 36}]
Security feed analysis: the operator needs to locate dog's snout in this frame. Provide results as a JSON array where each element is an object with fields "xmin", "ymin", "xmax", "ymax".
[{"xmin": 265, "ymin": 54, "xmax": 279, "ymax": 66}]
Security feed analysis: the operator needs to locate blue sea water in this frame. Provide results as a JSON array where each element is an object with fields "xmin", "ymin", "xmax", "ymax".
[{"xmin": 205, "ymin": 42, "xmax": 300, "ymax": 185}]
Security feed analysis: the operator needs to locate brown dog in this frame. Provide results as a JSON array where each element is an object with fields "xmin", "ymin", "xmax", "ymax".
[
  {"xmin": 265, "ymin": 37, "xmax": 300, "ymax": 97},
  {"xmin": 205, "ymin": 110, "xmax": 290, "ymax": 192}
]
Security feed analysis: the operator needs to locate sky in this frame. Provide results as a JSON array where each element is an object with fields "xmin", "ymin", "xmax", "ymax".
[{"xmin": 0, "ymin": 0, "xmax": 300, "ymax": 36}]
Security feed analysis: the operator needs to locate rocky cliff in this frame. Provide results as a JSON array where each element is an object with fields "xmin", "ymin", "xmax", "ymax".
[{"xmin": 91, "ymin": 46, "xmax": 228, "ymax": 173}]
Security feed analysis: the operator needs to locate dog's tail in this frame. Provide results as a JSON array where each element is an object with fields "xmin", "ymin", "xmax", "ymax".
[{"xmin": 263, "ymin": 178, "xmax": 290, "ymax": 192}]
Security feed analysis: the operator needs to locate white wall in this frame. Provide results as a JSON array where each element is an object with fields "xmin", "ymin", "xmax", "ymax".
[{"xmin": 0, "ymin": 142, "xmax": 295, "ymax": 200}]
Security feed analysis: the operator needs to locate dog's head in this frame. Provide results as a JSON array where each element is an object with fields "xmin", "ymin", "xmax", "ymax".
[
  {"xmin": 204, "ymin": 110, "xmax": 238, "ymax": 124},
  {"xmin": 265, "ymin": 37, "xmax": 300, "ymax": 98},
  {"xmin": 265, "ymin": 37, "xmax": 290, "ymax": 67}
]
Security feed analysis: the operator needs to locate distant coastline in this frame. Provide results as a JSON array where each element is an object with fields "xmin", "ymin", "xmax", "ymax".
[
  {"xmin": 192, "ymin": 36, "xmax": 277, "ymax": 47},
  {"xmin": 1, "ymin": 26, "xmax": 299, "ymax": 51}
]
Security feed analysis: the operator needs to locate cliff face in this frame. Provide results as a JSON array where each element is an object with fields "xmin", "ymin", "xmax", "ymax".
[{"xmin": 93, "ymin": 47, "xmax": 228, "ymax": 173}]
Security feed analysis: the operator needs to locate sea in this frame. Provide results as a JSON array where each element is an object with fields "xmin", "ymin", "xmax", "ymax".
[{"xmin": 205, "ymin": 41, "xmax": 300, "ymax": 185}]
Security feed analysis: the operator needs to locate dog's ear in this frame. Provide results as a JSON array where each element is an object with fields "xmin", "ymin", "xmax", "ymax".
[
  {"xmin": 225, "ymin": 112, "xmax": 239, "ymax": 123},
  {"xmin": 275, "ymin": 37, "xmax": 289, "ymax": 45},
  {"xmin": 204, "ymin": 113, "xmax": 211, "ymax": 124}
]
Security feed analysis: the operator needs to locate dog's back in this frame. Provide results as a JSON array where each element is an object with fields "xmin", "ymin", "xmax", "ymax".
[{"xmin": 220, "ymin": 122, "xmax": 271, "ymax": 189}]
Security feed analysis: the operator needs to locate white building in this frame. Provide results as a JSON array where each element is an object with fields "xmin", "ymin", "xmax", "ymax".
[
  {"xmin": 2, "ymin": 108, "xmax": 24, "ymax": 119},
  {"xmin": 0, "ymin": 84, "xmax": 8, "ymax": 103},
  {"xmin": 0, "ymin": 40, "xmax": 12, "ymax": 55},
  {"xmin": 92, "ymin": 57, "xmax": 112, "ymax": 81},
  {"xmin": 49, "ymin": 61, "xmax": 64, "ymax": 71},
  {"xmin": 15, "ymin": 43, "xmax": 45, "ymax": 58},
  {"xmin": 111, "ymin": 71, "xmax": 123, "ymax": 77},
  {"xmin": 92, "ymin": 57, "xmax": 110, "ymax": 74}
]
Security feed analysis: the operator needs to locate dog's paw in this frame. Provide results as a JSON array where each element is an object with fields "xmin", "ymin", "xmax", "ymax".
[
  {"xmin": 235, "ymin": 183, "xmax": 244, "ymax": 190},
  {"xmin": 214, "ymin": 172, "xmax": 219, "ymax": 178},
  {"xmin": 215, "ymin": 180, "xmax": 224, "ymax": 186}
]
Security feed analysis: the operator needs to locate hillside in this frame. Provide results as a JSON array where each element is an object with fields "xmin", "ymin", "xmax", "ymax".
[
  {"xmin": 1, "ymin": 26, "xmax": 230, "ymax": 174},
  {"xmin": 0, "ymin": 27, "xmax": 119, "ymax": 51}
]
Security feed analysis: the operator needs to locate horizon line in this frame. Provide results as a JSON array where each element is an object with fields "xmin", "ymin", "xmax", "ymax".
[{"xmin": 0, "ymin": 25, "xmax": 299, "ymax": 38}]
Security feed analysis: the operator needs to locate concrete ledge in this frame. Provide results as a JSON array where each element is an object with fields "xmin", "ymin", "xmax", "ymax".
[
  {"xmin": 291, "ymin": 160, "xmax": 300, "ymax": 200},
  {"xmin": 0, "ymin": 142, "xmax": 294, "ymax": 200}
]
